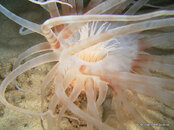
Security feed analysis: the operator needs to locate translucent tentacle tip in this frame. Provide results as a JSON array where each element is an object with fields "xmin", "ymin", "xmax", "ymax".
[
  {"xmin": 28, "ymin": 0, "xmax": 73, "ymax": 8},
  {"xmin": 79, "ymin": 65, "xmax": 86, "ymax": 74}
]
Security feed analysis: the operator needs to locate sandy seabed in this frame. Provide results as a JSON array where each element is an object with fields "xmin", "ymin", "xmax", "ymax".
[{"xmin": 0, "ymin": 0, "xmax": 49, "ymax": 130}]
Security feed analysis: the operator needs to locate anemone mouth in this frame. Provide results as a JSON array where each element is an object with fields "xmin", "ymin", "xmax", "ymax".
[
  {"xmin": 75, "ymin": 43, "xmax": 107, "ymax": 62},
  {"xmin": 72, "ymin": 21, "xmax": 110, "ymax": 62}
]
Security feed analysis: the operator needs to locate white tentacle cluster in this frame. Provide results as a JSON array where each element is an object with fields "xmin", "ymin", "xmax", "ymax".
[{"xmin": 0, "ymin": 0, "xmax": 174, "ymax": 129}]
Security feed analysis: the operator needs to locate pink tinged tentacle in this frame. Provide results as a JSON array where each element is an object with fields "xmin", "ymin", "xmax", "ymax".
[
  {"xmin": 12, "ymin": 42, "xmax": 51, "ymax": 90},
  {"xmin": 58, "ymin": 77, "xmax": 84, "ymax": 122},
  {"xmin": 110, "ymin": 95, "xmax": 127, "ymax": 129},
  {"xmin": 128, "ymin": 90, "xmax": 164, "ymax": 116},
  {"xmin": 96, "ymin": 81, "xmax": 108, "ymax": 107},
  {"xmin": 85, "ymin": 78, "xmax": 100, "ymax": 130},
  {"xmin": 41, "ymin": 25, "xmax": 60, "ymax": 49},
  {"xmin": 48, "ymin": 2, "xmax": 60, "ymax": 17},
  {"xmin": 0, "ymin": 52, "xmax": 59, "ymax": 116},
  {"xmin": 13, "ymin": 42, "xmax": 51, "ymax": 70},
  {"xmin": 42, "ymin": 11, "xmax": 174, "ymax": 50},
  {"xmin": 112, "ymin": 0, "xmax": 133, "ymax": 14},
  {"xmin": 47, "ymin": 2, "xmax": 64, "ymax": 33},
  {"xmin": 61, "ymin": 0, "xmax": 126, "ymax": 39},
  {"xmin": 39, "ymin": 1, "xmax": 72, "ymax": 49},
  {"xmin": 122, "ymin": 0, "xmax": 149, "ymax": 26},
  {"xmin": 55, "ymin": 78, "xmax": 115, "ymax": 130},
  {"xmin": 75, "ymin": 0, "xmax": 83, "ymax": 14},
  {"xmin": 115, "ymin": 76, "xmax": 174, "ymax": 109},
  {"xmin": 138, "ymin": 32, "xmax": 174, "ymax": 51},
  {"xmin": 68, "ymin": 0, "xmax": 77, "ymax": 15},
  {"xmin": 19, "ymin": 26, "xmax": 34, "ymax": 35},
  {"xmin": 48, "ymin": 93, "xmax": 59, "ymax": 114},
  {"xmin": 86, "ymin": 0, "xmax": 126, "ymax": 15},
  {"xmin": 68, "ymin": 78, "xmax": 84, "ymax": 101},
  {"xmin": 124, "ymin": 0, "xmax": 149, "ymax": 15},
  {"xmin": 61, "ymin": 1, "xmax": 71, "ymax": 15},
  {"xmin": 112, "ymin": 73, "xmax": 174, "ymax": 109},
  {"xmin": 80, "ymin": 64, "xmax": 174, "ymax": 106},
  {"xmin": 113, "ymin": 86, "xmax": 151, "ymax": 127},
  {"xmin": 67, "ymin": 17, "xmax": 174, "ymax": 55},
  {"xmin": 55, "ymin": 70, "xmax": 77, "ymax": 126},
  {"xmin": 41, "ymin": 63, "xmax": 59, "ymax": 112},
  {"xmin": 131, "ymin": 60, "xmax": 174, "ymax": 76},
  {"xmin": 79, "ymin": 64, "xmax": 114, "ymax": 87},
  {"xmin": 80, "ymin": 64, "xmax": 174, "ymax": 90},
  {"xmin": 28, "ymin": 0, "xmax": 72, "ymax": 8},
  {"xmin": 85, "ymin": 0, "xmax": 103, "ymax": 12},
  {"xmin": 46, "ymin": 94, "xmax": 59, "ymax": 128},
  {"xmin": 80, "ymin": 65, "xmax": 103, "ymax": 79},
  {"xmin": 135, "ymin": 53, "xmax": 174, "ymax": 65},
  {"xmin": 62, "ymin": 70, "xmax": 76, "ymax": 90},
  {"xmin": 129, "ymin": 91, "xmax": 172, "ymax": 125},
  {"xmin": 111, "ymin": 85, "xmax": 145, "ymax": 129}
]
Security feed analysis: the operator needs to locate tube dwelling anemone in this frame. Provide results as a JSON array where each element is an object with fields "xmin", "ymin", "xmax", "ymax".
[{"xmin": 0, "ymin": 0, "xmax": 174, "ymax": 129}]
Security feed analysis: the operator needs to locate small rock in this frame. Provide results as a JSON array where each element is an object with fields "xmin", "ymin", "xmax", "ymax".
[{"xmin": 24, "ymin": 123, "xmax": 28, "ymax": 127}]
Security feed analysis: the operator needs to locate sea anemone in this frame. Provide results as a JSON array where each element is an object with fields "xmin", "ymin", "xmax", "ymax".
[{"xmin": 0, "ymin": 0, "xmax": 174, "ymax": 129}]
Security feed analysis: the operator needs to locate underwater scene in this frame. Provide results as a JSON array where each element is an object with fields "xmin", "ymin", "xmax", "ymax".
[{"xmin": 0, "ymin": 0, "xmax": 174, "ymax": 130}]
